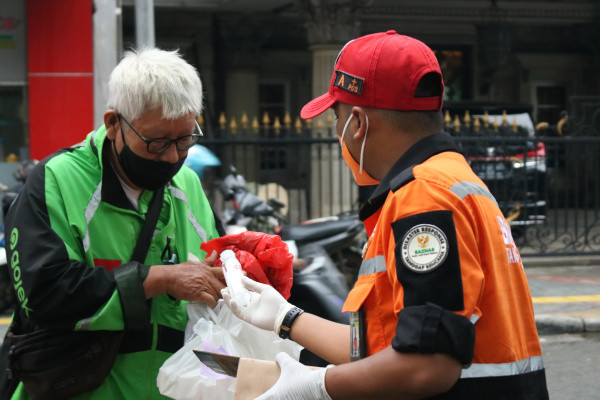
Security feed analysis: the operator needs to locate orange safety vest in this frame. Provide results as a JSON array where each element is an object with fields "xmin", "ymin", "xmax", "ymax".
[{"xmin": 342, "ymin": 133, "xmax": 548, "ymax": 398}]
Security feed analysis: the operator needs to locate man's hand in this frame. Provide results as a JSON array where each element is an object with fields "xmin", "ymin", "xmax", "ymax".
[
  {"xmin": 256, "ymin": 353, "xmax": 332, "ymax": 400},
  {"xmin": 221, "ymin": 276, "xmax": 294, "ymax": 333},
  {"xmin": 144, "ymin": 251, "xmax": 225, "ymax": 308}
]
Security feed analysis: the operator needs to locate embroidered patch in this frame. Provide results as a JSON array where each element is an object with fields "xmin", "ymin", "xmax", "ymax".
[
  {"xmin": 334, "ymin": 71, "xmax": 364, "ymax": 95},
  {"xmin": 401, "ymin": 224, "xmax": 448, "ymax": 273},
  {"xmin": 392, "ymin": 210, "xmax": 464, "ymax": 310}
]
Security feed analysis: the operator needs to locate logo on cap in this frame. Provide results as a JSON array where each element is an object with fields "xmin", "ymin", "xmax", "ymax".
[{"xmin": 334, "ymin": 71, "xmax": 364, "ymax": 96}]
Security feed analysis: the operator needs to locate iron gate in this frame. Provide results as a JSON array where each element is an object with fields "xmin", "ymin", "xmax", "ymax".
[{"xmin": 199, "ymin": 110, "xmax": 600, "ymax": 256}]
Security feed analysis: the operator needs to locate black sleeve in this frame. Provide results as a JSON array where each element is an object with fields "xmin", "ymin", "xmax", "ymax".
[
  {"xmin": 390, "ymin": 210, "xmax": 475, "ymax": 364},
  {"xmin": 4, "ymin": 155, "xmax": 116, "ymax": 329},
  {"xmin": 391, "ymin": 303, "xmax": 475, "ymax": 365},
  {"xmin": 391, "ymin": 210, "xmax": 464, "ymax": 310}
]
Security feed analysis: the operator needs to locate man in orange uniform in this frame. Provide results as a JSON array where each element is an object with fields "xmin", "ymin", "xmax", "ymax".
[{"xmin": 222, "ymin": 31, "xmax": 549, "ymax": 399}]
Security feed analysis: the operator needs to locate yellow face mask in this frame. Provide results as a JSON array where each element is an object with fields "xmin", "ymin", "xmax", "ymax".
[{"xmin": 339, "ymin": 114, "xmax": 380, "ymax": 186}]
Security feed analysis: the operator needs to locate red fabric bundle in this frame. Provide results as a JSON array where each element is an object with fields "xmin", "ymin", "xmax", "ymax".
[{"xmin": 201, "ymin": 231, "xmax": 294, "ymax": 300}]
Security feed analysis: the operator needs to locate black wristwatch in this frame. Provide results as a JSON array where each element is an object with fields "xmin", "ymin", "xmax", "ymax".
[{"xmin": 278, "ymin": 307, "xmax": 304, "ymax": 340}]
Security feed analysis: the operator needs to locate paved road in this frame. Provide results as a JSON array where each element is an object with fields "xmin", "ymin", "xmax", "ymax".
[
  {"xmin": 541, "ymin": 333, "xmax": 600, "ymax": 400},
  {"xmin": 526, "ymin": 264, "xmax": 600, "ymax": 330}
]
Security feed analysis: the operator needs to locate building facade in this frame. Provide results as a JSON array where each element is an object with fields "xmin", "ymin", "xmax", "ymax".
[
  {"xmin": 119, "ymin": 0, "xmax": 600, "ymax": 132},
  {"xmin": 1, "ymin": 0, "xmax": 598, "ymax": 159}
]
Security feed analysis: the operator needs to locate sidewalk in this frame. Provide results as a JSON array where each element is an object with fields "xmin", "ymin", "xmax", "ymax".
[{"xmin": 523, "ymin": 255, "xmax": 600, "ymax": 335}]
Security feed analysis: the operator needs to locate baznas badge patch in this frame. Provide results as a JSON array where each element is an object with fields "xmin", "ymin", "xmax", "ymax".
[
  {"xmin": 334, "ymin": 71, "xmax": 364, "ymax": 95},
  {"xmin": 401, "ymin": 224, "xmax": 448, "ymax": 273}
]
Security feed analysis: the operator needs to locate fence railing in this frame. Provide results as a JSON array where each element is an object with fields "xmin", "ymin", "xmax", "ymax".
[{"xmin": 199, "ymin": 109, "xmax": 600, "ymax": 256}]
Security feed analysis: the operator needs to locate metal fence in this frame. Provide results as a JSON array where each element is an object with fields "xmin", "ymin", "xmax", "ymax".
[{"xmin": 199, "ymin": 110, "xmax": 600, "ymax": 256}]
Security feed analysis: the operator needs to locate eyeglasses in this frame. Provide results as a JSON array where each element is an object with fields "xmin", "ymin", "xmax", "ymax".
[{"xmin": 118, "ymin": 114, "xmax": 203, "ymax": 154}]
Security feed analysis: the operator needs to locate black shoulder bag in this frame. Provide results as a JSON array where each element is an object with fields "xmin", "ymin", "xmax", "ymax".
[{"xmin": 0, "ymin": 186, "xmax": 165, "ymax": 400}]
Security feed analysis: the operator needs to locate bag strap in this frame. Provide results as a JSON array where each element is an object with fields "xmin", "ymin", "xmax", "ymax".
[
  {"xmin": 113, "ymin": 186, "xmax": 165, "ymax": 331},
  {"xmin": 130, "ymin": 186, "xmax": 165, "ymax": 263}
]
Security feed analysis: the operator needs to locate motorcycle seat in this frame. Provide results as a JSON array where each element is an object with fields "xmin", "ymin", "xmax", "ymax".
[{"xmin": 278, "ymin": 218, "xmax": 361, "ymax": 244}]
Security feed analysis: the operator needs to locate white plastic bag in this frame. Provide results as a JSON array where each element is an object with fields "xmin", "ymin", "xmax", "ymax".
[{"xmin": 157, "ymin": 301, "xmax": 302, "ymax": 400}]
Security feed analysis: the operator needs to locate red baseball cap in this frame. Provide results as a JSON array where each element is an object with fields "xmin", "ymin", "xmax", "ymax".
[{"xmin": 300, "ymin": 30, "xmax": 444, "ymax": 119}]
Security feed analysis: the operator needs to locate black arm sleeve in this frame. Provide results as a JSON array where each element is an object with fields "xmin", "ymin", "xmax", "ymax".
[
  {"xmin": 390, "ymin": 211, "xmax": 475, "ymax": 365},
  {"xmin": 391, "ymin": 302, "xmax": 475, "ymax": 365}
]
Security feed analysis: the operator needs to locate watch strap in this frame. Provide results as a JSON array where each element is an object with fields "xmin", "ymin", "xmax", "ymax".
[{"xmin": 278, "ymin": 306, "xmax": 304, "ymax": 340}]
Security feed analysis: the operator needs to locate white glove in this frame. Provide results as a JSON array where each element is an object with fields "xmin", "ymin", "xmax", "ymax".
[
  {"xmin": 221, "ymin": 276, "xmax": 294, "ymax": 334},
  {"xmin": 256, "ymin": 352, "xmax": 332, "ymax": 400}
]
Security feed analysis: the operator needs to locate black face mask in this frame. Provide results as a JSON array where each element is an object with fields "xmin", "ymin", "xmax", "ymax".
[{"xmin": 114, "ymin": 128, "xmax": 184, "ymax": 190}]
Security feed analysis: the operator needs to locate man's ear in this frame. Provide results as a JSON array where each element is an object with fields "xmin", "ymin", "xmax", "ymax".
[
  {"xmin": 351, "ymin": 106, "xmax": 368, "ymax": 141},
  {"xmin": 104, "ymin": 110, "xmax": 119, "ymax": 141}
]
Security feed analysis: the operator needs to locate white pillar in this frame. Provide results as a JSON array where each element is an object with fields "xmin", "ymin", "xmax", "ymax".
[
  {"xmin": 135, "ymin": 0, "xmax": 154, "ymax": 48},
  {"xmin": 93, "ymin": 0, "xmax": 120, "ymax": 127},
  {"xmin": 309, "ymin": 44, "xmax": 339, "ymax": 127},
  {"xmin": 309, "ymin": 43, "xmax": 356, "ymax": 218}
]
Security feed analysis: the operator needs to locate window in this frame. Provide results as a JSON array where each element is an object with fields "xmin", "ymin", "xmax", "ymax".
[
  {"xmin": 536, "ymin": 86, "xmax": 567, "ymax": 124},
  {"xmin": 0, "ymin": 86, "xmax": 27, "ymax": 160},
  {"xmin": 259, "ymin": 82, "xmax": 288, "ymax": 125},
  {"xmin": 258, "ymin": 81, "xmax": 289, "ymax": 171},
  {"xmin": 433, "ymin": 49, "xmax": 471, "ymax": 101},
  {"xmin": 260, "ymin": 147, "xmax": 287, "ymax": 171}
]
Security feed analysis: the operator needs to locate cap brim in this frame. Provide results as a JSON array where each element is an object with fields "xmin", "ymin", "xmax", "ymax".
[{"xmin": 300, "ymin": 93, "xmax": 336, "ymax": 119}]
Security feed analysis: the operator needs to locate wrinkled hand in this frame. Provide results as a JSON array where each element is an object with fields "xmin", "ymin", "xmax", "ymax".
[
  {"xmin": 221, "ymin": 276, "xmax": 294, "ymax": 333},
  {"xmin": 255, "ymin": 353, "xmax": 331, "ymax": 400},
  {"xmin": 164, "ymin": 251, "xmax": 225, "ymax": 307}
]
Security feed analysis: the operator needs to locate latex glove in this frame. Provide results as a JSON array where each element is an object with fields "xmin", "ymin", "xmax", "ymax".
[
  {"xmin": 221, "ymin": 276, "xmax": 294, "ymax": 334},
  {"xmin": 256, "ymin": 352, "xmax": 332, "ymax": 400}
]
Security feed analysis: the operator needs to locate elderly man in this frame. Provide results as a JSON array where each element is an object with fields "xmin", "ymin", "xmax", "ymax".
[
  {"xmin": 3, "ymin": 48, "xmax": 224, "ymax": 399},
  {"xmin": 223, "ymin": 31, "xmax": 549, "ymax": 399}
]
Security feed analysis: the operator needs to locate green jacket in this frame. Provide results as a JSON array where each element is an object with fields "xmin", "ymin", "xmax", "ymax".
[{"xmin": 6, "ymin": 126, "xmax": 220, "ymax": 399}]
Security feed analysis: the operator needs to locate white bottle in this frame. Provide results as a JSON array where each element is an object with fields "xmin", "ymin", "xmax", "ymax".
[{"xmin": 220, "ymin": 250, "xmax": 251, "ymax": 307}]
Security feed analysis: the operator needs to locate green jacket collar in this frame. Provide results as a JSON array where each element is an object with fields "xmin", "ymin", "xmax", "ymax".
[{"xmin": 87, "ymin": 126, "xmax": 137, "ymax": 211}]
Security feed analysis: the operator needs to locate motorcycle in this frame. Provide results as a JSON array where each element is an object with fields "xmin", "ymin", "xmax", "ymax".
[
  {"xmin": 0, "ymin": 160, "xmax": 38, "ymax": 315},
  {"xmin": 0, "ymin": 227, "xmax": 9, "ymax": 315},
  {"xmin": 217, "ymin": 166, "xmax": 365, "ymax": 366}
]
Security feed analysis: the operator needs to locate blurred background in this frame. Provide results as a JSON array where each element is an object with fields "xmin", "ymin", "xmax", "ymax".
[{"xmin": 1, "ymin": 0, "xmax": 599, "ymax": 256}]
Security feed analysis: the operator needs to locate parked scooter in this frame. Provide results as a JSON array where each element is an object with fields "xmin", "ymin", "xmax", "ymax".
[
  {"xmin": 217, "ymin": 166, "xmax": 365, "ymax": 366},
  {"xmin": 218, "ymin": 166, "xmax": 286, "ymax": 235},
  {"xmin": 219, "ymin": 166, "xmax": 364, "ymax": 284}
]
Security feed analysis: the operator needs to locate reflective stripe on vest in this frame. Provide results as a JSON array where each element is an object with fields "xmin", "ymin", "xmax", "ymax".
[
  {"xmin": 358, "ymin": 255, "xmax": 387, "ymax": 277},
  {"xmin": 83, "ymin": 183, "xmax": 208, "ymax": 255},
  {"xmin": 168, "ymin": 184, "xmax": 208, "ymax": 242},
  {"xmin": 83, "ymin": 182, "xmax": 103, "ymax": 253},
  {"xmin": 450, "ymin": 181, "xmax": 498, "ymax": 207},
  {"xmin": 461, "ymin": 355, "xmax": 545, "ymax": 378}
]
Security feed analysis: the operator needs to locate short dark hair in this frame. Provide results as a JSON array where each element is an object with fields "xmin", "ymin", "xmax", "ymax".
[{"xmin": 376, "ymin": 109, "xmax": 444, "ymax": 136}]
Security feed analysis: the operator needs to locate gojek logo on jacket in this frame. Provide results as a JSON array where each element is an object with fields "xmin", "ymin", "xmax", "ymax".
[{"xmin": 9, "ymin": 227, "xmax": 33, "ymax": 317}]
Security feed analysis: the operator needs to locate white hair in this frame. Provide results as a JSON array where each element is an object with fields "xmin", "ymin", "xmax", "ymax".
[{"xmin": 107, "ymin": 48, "xmax": 203, "ymax": 121}]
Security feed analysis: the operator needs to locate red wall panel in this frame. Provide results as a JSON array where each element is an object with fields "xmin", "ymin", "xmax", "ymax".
[
  {"xmin": 28, "ymin": 76, "xmax": 93, "ymax": 159},
  {"xmin": 27, "ymin": 0, "xmax": 93, "ymax": 160}
]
